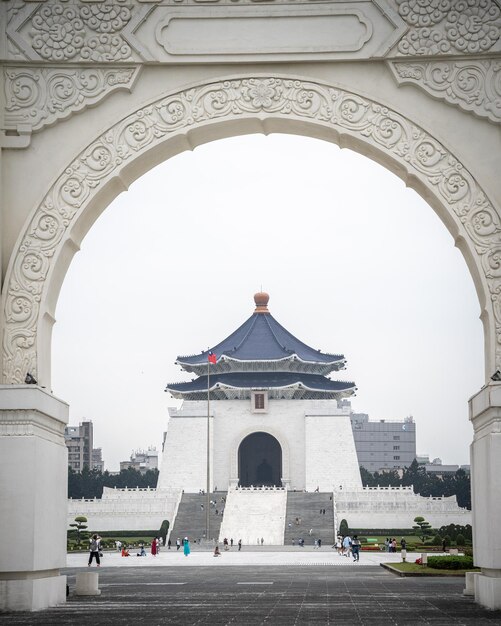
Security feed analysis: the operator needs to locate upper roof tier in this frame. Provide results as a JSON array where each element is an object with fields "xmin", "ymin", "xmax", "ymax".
[{"xmin": 176, "ymin": 292, "xmax": 347, "ymax": 376}]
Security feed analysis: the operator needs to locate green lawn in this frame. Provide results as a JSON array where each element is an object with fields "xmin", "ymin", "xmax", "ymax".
[{"xmin": 386, "ymin": 562, "xmax": 479, "ymax": 576}]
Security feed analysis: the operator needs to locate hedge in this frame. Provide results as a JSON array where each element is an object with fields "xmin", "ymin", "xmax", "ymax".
[
  {"xmin": 348, "ymin": 529, "xmax": 420, "ymax": 535},
  {"xmin": 427, "ymin": 555, "xmax": 474, "ymax": 570},
  {"xmin": 91, "ymin": 530, "xmax": 158, "ymax": 538}
]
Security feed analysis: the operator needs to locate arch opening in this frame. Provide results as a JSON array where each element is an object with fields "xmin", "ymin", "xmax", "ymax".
[
  {"xmin": 238, "ymin": 432, "xmax": 282, "ymax": 487},
  {"xmin": 2, "ymin": 75, "xmax": 495, "ymax": 394}
]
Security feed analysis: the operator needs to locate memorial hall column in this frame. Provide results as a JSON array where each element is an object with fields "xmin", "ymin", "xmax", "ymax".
[{"xmin": 469, "ymin": 384, "xmax": 501, "ymax": 610}]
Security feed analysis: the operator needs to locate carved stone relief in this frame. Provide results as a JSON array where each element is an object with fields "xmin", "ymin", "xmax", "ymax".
[
  {"xmin": 4, "ymin": 1, "xmax": 501, "ymax": 63},
  {"xmin": 389, "ymin": 59, "xmax": 501, "ymax": 123},
  {"xmin": 394, "ymin": 0, "xmax": 501, "ymax": 56},
  {"xmin": 4, "ymin": 67, "xmax": 141, "ymax": 134},
  {"xmin": 2, "ymin": 77, "xmax": 500, "ymax": 384},
  {"xmin": 5, "ymin": 1, "xmax": 142, "ymax": 63}
]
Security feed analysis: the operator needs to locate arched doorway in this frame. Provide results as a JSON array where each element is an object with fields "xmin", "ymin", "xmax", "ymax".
[{"xmin": 238, "ymin": 432, "xmax": 282, "ymax": 487}]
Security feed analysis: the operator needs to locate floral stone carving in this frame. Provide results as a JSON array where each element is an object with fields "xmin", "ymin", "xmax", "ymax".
[
  {"xmin": 29, "ymin": 3, "xmax": 133, "ymax": 62},
  {"xmin": 395, "ymin": 0, "xmax": 501, "ymax": 56},
  {"xmin": 3, "ymin": 77, "xmax": 500, "ymax": 383},
  {"xmin": 4, "ymin": 67, "xmax": 141, "ymax": 134},
  {"xmin": 390, "ymin": 60, "xmax": 501, "ymax": 124}
]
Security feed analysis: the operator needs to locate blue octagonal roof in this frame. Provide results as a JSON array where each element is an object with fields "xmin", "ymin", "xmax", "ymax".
[{"xmin": 177, "ymin": 294, "xmax": 345, "ymax": 370}]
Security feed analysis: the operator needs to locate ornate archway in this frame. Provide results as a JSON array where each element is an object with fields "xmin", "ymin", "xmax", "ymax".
[
  {"xmin": 2, "ymin": 0, "xmax": 501, "ymax": 612},
  {"xmin": 2, "ymin": 75, "xmax": 499, "ymax": 388}
]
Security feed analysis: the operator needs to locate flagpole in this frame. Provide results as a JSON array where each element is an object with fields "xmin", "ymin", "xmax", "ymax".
[{"xmin": 206, "ymin": 356, "xmax": 210, "ymax": 543}]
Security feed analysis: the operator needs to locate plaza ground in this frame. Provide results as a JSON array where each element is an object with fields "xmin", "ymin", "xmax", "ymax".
[{"xmin": 2, "ymin": 550, "xmax": 501, "ymax": 625}]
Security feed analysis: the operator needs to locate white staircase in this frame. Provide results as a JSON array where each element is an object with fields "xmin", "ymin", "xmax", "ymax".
[{"xmin": 219, "ymin": 488, "xmax": 287, "ymax": 546}]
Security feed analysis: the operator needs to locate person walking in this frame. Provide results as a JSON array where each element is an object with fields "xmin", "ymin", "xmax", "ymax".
[
  {"xmin": 318, "ymin": 538, "xmax": 322, "ymax": 548},
  {"xmin": 238, "ymin": 539, "xmax": 242, "ymax": 551},
  {"xmin": 176, "ymin": 538, "xmax": 181, "ymax": 551},
  {"xmin": 88, "ymin": 534, "xmax": 101, "ymax": 567},
  {"xmin": 342, "ymin": 534, "xmax": 352, "ymax": 558},
  {"xmin": 168, "ymin": 538, "xmax": 172, "ymax": 550},
  {"xmin": 183, "ymin": 537, "xmax": 191, "ymax": 557},
  {"xmin": 351, "ymin": 535, "xmax": 360, "ymax": 562},
  {"xmin": 151, "ymin": 538, "xmax": 157, "ymax": 556}
]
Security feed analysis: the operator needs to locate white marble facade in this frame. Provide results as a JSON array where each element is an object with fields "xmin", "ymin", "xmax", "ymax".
[{"xmin": 157, "ymin": 399, "xmax": 363, "ymax": 493}]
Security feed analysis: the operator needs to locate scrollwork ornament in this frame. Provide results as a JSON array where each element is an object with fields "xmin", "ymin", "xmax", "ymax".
[
  {"xmin": 3, "ymin": 77, "xmax": 501, "ymax": 381},
  {"xmin": 390, "ymin": 60, "xmax": 501, "ymax": 124},
  {"xmin": 484, "ymin": 248, "xmax": 501, "ymax": 278},
  {"xmin": 395, "ymin": 0, "xmax": 501, "ymax": 56},
  {"xmin": 397, "ymin": 0, "xmax": 452, "ymax": 27},
  {"xmin": 445, "ymin": 0, "xmax": 501, "ymax": 54},
  {"xmin": 28, "ymin": 3, "xmax": 133, "ymax": 62},
  {"xmin": 31, "ymin": 6, "xmax": 85, "ymax": 61},
  {"xmin": 79, "ymin": 4, "xmax": 132, "ymax": 34},
  {"xmin": 4, "ymin": 67, "xmax": 140, "ymax": 134}
]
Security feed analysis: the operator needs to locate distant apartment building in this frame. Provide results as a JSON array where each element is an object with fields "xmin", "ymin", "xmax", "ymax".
[
  {"xmin": 120, "ymin": 448, "xmax": 158, "ymax": 474},
  {"xmin": 92, "ymin": 448, "xmax": 104, "ymax": 473},
  {"xmin": 342, "ymin": 401, "xmax": 416, "ymax": 472},
  {"xmin": 417, "ymin": 456, "xmax": 470, "ymax": 477},
  {"xmin": 65, "ymin": 420, "xmax": 104, "ymax": 472}
]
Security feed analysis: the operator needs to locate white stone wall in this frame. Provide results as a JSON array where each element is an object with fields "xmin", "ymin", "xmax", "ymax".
[
  {"xmin": 157, "ymin": 399, "xmax": 362, "ymax": 492},
  {"xmin": 156, "ymin": 409, "xmax": 211, "ymax": 492},
  {"xmin": 67, "ymin": 487, "xmax": 181, "ymax": 532},
  {"xmin": 305, "ymin": 413, "xmax": 363, "ymax": 492},
  {"xmin": 334, "ymin": 487, "xmax": 472, "ymax": 529}
]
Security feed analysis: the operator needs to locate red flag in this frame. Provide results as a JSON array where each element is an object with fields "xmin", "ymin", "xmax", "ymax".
[{"xmin": 208, "ymin": 351, "xmax": 216, "ymax": 364}]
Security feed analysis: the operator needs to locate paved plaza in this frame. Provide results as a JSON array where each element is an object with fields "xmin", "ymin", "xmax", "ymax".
[{"xmin": 3, "ymin": 552, "xmax": 501, "ymax": 625}]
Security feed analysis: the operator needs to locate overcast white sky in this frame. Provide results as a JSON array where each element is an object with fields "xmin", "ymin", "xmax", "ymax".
[{"xmin": 52, "ymin": 134, "xmax": 484, "ymax": 472}]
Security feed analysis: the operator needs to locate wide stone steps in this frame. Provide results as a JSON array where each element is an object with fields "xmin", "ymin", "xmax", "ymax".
[
  {"xmin": 283, "ymin": 492, "xmax": 335, "ymax": 546},
  {"xmin": 169, "ymin": 492, "xmax": 227, "ymax": 544},
  {"xmin": 219, "ymin": 489, "xmax": 287, "ymax": 546}
]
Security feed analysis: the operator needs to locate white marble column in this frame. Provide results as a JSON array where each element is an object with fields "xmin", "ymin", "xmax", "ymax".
[
  {"xmin": 0, "ymin": 386, "xmax": 69, "ymax": 611},
  {"xmin": 469, "ymin": 383, "xmax": 501, "ymax": 610}
]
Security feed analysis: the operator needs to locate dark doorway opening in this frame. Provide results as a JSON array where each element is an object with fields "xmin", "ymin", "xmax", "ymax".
[{"xmin": 238, "ymin": 432, "xmax": 282, "ymax": 487}]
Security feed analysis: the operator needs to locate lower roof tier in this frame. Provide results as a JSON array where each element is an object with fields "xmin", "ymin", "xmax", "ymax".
[{"xmin": 165, "ymin": 372, "xmax": 356, "ymax": 401}]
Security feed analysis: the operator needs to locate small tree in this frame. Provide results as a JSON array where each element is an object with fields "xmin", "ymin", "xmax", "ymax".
[
  {"xmin": 68, "ymin": 515, "xmax": 89, "ymax": 548},
  {"xmin": 159, "ymin": 519, "xmax": 170, "ymax": 545},
  {"xmin": 456, "ymin": 533, "xmax": 465, "ymax": 547},
  {"xmin": 413, "ymin": 516, "xmax": 433, "ymax": 543},
  {"xmin": 339, "ymin": 519, "xmax": 349, "ymax": 535}
]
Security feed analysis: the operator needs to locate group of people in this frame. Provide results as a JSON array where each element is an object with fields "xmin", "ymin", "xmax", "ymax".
[
  {"xmin": 384, "ymin": 538, "xmax": 401, "ymax": 553},
  {"xmin": 291, "ymin": 537, "xmax": 306, "ymax": 546},
  {"xmin": 334, "ymin": 534, "xmax": 361, "ymax": 561},
  {"xmin": 214, "ymin": 538, "xmax": 242, "ymax": 556}
]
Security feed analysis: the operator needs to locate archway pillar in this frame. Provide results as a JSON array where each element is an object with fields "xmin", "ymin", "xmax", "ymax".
[
  {"xmin": 469, "ymin": 384, "xmax": 501, "ymax": 610},
  {"xmin": 0, "ymin": 386, "xmax": 68, "ymax": 611}
]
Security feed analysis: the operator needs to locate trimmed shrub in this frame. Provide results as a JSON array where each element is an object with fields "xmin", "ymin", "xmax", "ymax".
[
  {"xmin": 93, "ymin": 530, "xmax": 158, "ymax": 537},
  {"xmin": 431, "ymin": 534, "xmax": 442, "ymax": 546},
  {"xmin": 339, "ymin": 519, "xmax": 349, "ymax": 535},
  {"xmin": 159, "ymin": 520, "xmax": 170, "ymax": 545},
  {"xmin": 456, "ymin": 534, "xmax": 465, "ymax": 546},
  {"xmin": 427, "ymin": 555, "xmax": 474, "ymax": 570}
]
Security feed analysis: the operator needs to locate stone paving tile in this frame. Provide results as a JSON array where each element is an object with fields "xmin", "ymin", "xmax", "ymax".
[{"xmin": 2, "ymin": 566, "xmax": 501, "ymax": 625}]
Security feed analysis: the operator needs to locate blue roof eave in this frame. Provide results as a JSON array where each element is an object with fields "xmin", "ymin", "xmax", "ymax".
[{"xmin": 176, "ymin": 353, "xmax": 346, "ymax": 368}]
